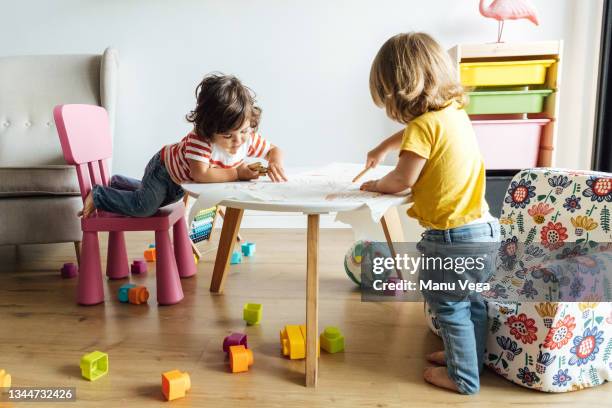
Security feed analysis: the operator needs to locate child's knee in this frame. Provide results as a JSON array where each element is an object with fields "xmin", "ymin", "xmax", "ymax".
[
  {"xmin": 110, "ymin": 175, "xmax": 122, "ymax": 187},
  {"xmin": 132, "ymin": 194, "xmax": 161, "ymax": 217}
]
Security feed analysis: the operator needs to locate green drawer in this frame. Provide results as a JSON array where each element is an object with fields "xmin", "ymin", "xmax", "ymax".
[{"xmin": 466, "ymin": 89, "xmax": 553, "ymax": 114}]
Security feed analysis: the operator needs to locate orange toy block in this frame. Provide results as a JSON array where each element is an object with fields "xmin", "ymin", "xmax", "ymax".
[
  {"xmin": 229, "ymin": 345, "xmax": 253, "ymax": 373},
  {"xmin": 161, "ymin": 370, "xmax": 191, "ymax": 401},
  {"xmin": 128, "ymin": 286, "xmax": 149, "ymax": 305},
  {"xmin": 144, "ymin": 248, "xmax": 156, "ymax": 262},
  {"xmin": 279, "ymin": 325, "xmax": 319, "ymax": 360}
]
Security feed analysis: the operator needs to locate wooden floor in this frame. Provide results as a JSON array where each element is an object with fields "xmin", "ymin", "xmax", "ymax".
[{"xmin": 0, "ymin": 229, "xmax": 610, "ymax": 407}]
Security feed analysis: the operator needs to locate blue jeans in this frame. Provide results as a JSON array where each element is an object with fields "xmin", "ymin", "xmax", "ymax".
[
  {"xmin": 92, "ymin": 151, "xmax": 184, "ymax": 217},
  {"xmin": 417, "ymin": 220, "xmax": 500, "ymax": 394}
]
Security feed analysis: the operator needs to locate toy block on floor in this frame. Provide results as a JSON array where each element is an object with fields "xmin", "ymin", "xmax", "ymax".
[
  {"xmin": 241, "ymin": 242, "xmax": 256, "ymax": 256},
  {"xmin": 243, "ymin": 303, "xmax": 262, "ymax": 325},
  {"xmin": 230, "ymin": 251, "xmax": 242, "ymax": 265},
  {"xmin": 161, "ymin": 370, "xmax": 191, "ymax": 401},
  {"xmin": 118, "ymin": 284, "xmax": 148, "ymax": 304},
  {"xmin": 229, "ymin": 345, "xmax": 253, "ymax": 373},
  {"xmin": 144, "ymin": 248, "xmax": 156, "ymax": 262},
  {"xmin": 280, "ymin": 325, "xmax": 320, "ymax": 360},
  {"xmin": 280, "ymin": 325, "xmax": 305, "ymax": 359},
  {"xmin": 128, "ymin": 286, "xmax": 149, "ymax": 305},
  {"xmin": 383, "ymin": 277, "xmax": 403, "ymax": 296},
  {"xmin": 80, "ymin": 351, "xmax": 108, "ymax": 381},
  {"xmin": 0, "ymin": 369, "xmax": 11, "ymax": 388},
  {"xmin": 223, "ymin": 333, "xmax": 248, "ymax": 353},
  {"xmin": 61, "ymin": 262, "xmax": 78, "ymax": 279},
  {"xmin": 130, "ymin": 259, "xmax": 147, "ymax": 274},
  {"xmin": 320, "ymin": 327, "xmax": 345, "ymax": 353},
  {"xmin": 118, "ymin": 284, "xmax": 136, "ymax": 303}
]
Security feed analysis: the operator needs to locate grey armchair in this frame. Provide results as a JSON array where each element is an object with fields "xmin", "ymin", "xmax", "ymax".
[{"xmin": 0, "ymin": 48, "xmax": 118, "ymax": 262}]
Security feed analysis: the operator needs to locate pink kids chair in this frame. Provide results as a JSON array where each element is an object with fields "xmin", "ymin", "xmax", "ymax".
[{"xmin": 53, "ymin": 104, "xmax": 196, "ymax": 305}]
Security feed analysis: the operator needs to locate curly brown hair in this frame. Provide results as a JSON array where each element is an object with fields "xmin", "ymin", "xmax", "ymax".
[
  {"xmin": 369, "ymin": 32, "xmax": 466, "ymax": 124},
  {"xmin": 186, "ymin": 73, "xmax": 261, "ymax": 140}
]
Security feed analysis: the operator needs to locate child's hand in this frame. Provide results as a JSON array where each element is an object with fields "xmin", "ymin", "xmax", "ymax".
[
  {"xmin": 237, "ymin": 163, "xmax": 260, "ymax": 181},
  {"xmin": 360, "ymin": 179, "xmax": 380, "ymax": 192},
  {"xmin": 267, "ymin": 161, "xmax": 288, "ymax": 182},
  {"xmin": 366, "ymin": 145, "xmax": 387, "ymax": 169}
]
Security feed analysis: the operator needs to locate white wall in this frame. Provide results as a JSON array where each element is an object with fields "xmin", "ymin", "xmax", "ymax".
[{"xmin": 0, "ymin": 0, "xmax": 601, "ymax": 230}]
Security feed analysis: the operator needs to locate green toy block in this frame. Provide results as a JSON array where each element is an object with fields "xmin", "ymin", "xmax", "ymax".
[
  {"xmin": 320, "ymin": 327, "xmax": 345, "ymax": 353},
  {"xmin": 118, "ymin": 283, "xmax": 136, "ymax": 303},
  {"xmin": 230, "ymin": 251, "xmax": 242, "ymax": 265},
  {"xmin": 80, "ymin": 351, "xmax": 109, "ymax": 381},
  {"xmin": 243, "ymin": 303, "xmax": 262, "ymax": 325}
]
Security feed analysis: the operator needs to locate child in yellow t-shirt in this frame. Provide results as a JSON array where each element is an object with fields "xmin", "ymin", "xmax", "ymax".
[{"xmin": 360, "ymin": 32, "xmax": 500, "ymax": 394}]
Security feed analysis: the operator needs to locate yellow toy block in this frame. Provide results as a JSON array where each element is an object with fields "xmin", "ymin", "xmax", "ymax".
[
  {"xmin": 0, "ymin": 369, "xmax": 11, "ymax": 388},
  {"xmin": 80, "ymin": 351, "xmax": 108, "ymax": 381},
  {"xmin": 161, "ymin": 370, "xmax": 191, "ymax": 401},
  {"xmin": 279, "ymin": 325, "xmax": 319, "ymax": 360}
]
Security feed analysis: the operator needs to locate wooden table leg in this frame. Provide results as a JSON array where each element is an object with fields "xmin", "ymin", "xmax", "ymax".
[
  {"xmin": 218, "ymin": 207, "xmax": 244, "ymax": 242},
  {"xmin": 381, "ymin": 207, "xmax": 406, "ymax": 280},
  {"xmin": 210, "ymin": 207, "xmax": 244, "ymax": 293},
  {"xmin": 306, "ymin": 214, "xmax": 319, "ymax": 387}
]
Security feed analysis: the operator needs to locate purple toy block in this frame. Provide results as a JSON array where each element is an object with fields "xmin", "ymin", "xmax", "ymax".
[
  {"xmin": 61, "ymin": 263, "xmax": 78, "ymax": 279},
  {"xmin": 222, "ymin": 332, "xmax": 248, "ymax": 353},
  {"xmin": 383, "ymin": 277, "xmax": 403, "ymax": 296},
  {"xmin": 130, "ymin": 259, "xmax": 148, "ymax": 275}
]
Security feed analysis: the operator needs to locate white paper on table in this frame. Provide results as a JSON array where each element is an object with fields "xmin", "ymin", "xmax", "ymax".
[{"xmin": 183, "ymin": 163, "xmax": 411, "ymax": 235}]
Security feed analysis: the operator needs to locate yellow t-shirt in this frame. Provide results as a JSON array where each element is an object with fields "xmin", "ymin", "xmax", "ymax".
[{"xmin": 400, "ymin": 102, "xmax": 488, "ymax": 230}]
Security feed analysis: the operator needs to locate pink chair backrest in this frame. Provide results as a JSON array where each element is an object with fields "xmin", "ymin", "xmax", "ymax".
[{"xmin": 54, "ymin": 104, "xmax": 113, "ymax": 199}]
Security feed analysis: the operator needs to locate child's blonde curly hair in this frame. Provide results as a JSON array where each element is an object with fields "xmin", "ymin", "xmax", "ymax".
[{"xmin": 369, "ymin": 32, "xmax": 466, "ymax": 124}]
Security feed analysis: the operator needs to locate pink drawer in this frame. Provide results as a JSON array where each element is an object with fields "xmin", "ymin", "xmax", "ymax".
[{"xmin": 471, "ymin": 119, "xmax": 550, "ymax": 170}]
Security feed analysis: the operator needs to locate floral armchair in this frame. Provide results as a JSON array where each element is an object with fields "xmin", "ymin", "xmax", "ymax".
[{"xmin": 426, "ymin": 168, "xmax": 612, "ymax": 392}]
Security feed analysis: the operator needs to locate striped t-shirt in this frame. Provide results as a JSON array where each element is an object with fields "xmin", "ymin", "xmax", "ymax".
[{"xmin": 161, "ymin": 131, "xmax": 271, "ymax": 184}]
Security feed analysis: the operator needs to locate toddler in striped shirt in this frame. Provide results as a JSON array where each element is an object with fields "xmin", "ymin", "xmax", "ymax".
[{"xmin": 80, "ymin": 73, "xmax": 286, "ymax": 218}]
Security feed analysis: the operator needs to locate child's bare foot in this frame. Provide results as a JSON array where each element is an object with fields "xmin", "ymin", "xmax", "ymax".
[
  {"xmin": 423, "ymin": 366, "xmax": 460, "ymax": 392},
  {"xmin": 78, "ymin": 192, "xmax": 95, "ymax": 217},
  {"xmin": 426, "ymin": 351, "xmax": 446, "ymax": 366}
]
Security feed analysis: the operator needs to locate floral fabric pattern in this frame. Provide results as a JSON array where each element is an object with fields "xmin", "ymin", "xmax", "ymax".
[{"xmin": 426, "ymin": 168, "xmax": 612, "ymax": 392}]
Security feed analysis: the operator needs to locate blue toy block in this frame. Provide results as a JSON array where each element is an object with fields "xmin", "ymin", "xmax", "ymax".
[
  {"xmin": 148, "ymin": 244, "xmax": 155, "ymax": 248},
  {"xmin": 230, "ymin": 251, "xmax": 242, "ymax": 265},
  {"xmin": 241, "ymin": 242, "xmax": 256, "ymax": 257},
  {"xmin": 118, "ymin": 283, "xmax": 136, "ymax": 303}
]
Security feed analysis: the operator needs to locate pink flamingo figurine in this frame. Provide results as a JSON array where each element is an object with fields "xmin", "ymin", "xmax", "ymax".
[{"xmin": 479, "ymin": 0, "xmax": 540, "ymax": 43}]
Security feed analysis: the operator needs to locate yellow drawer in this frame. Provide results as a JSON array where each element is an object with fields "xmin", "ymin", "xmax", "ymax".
[{"xmin": 460, "ymin": 59, "xmax": 555, "ymax": 87}]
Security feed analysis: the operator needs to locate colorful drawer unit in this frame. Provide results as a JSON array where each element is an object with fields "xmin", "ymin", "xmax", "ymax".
[
  {"xmin": 466, "ymin": 88, "xmax": 552, "ymax": 114},
  {"xmin": 460, "ymin": 59, "xmax": 555, "ymax": 87},
  {"xmin": 471, "ymin": 119, "xmax": 550, "ymax": 170}
]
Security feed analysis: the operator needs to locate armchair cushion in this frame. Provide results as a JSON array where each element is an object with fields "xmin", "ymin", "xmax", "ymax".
[{"xmin": 0, "ymin": 166, "xmax": 79, "ymax": 197}]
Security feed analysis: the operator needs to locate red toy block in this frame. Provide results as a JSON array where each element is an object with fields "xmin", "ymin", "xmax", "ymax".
[
  {"xmin": 383, "ymin": 277, "xmax": 403, "ymax": 296},
  {"xmin": 61, "ymin": 262, "xmax": 78, "ymax": 279},
  {"xmin": 223, "ymin": 333, "xmax": 248, "ymax": 353},
  {"xmin": 130, "ymin": 259, "xmax": 147, "ymax": 274}
]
